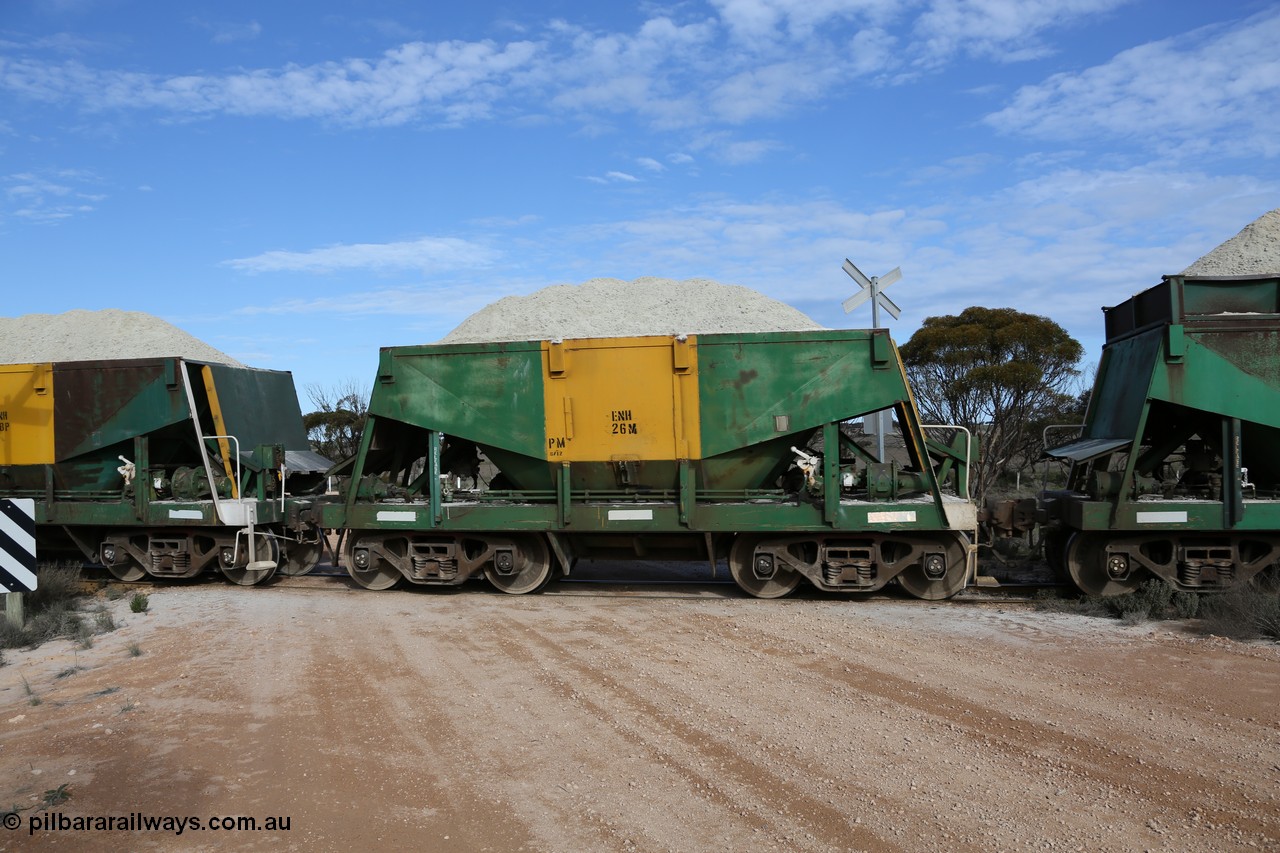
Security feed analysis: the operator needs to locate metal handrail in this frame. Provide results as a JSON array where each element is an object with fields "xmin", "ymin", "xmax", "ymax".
[
  {"xmin": 204, "ymin": 434, "xmax": 243, "ymax": 501},
  {"xmin": 1042, "ymin": 423, "xmax": 1086, "ymax": 452}
]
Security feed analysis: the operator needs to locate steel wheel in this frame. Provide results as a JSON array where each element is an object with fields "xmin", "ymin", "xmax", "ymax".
[
  {"xmin": 280, "ymin": 533, "xmax": 324, "ymax": 576},
  {"xmin": 728, "ymin": 535, "xmax": 802, "ymax": 599},
  {"xmin": 1064, "ymin": 532, "xmax": 1141, "ymax": 597},
  {"xmin": 221, "ymin": 533, "xmax": 279, "ymax": 586},
  {"xmin": 343, "ymin": 532, "xmax": 401, "ymax": 590},
  {"xmin": 897, "ymin": 533, "xmax": 969, "ymax": 600},
  {"xmin": 1042, "ymin": 530, "xmax": 1070, "ymax": 583},
  {"xmin": 485, "ymin": 535, "xmax": 554, "ymax": 594},
  {"xmin": 100, "ymin": 542, "xmax": 145, "ymax": 582}
]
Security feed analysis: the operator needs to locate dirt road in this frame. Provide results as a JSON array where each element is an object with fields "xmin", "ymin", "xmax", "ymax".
[{"xmin": 1, "ymin": 576, "xmax": 1277, "ymax": 851}]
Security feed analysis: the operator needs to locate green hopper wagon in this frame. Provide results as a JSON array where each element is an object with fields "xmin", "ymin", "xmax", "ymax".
[
  {"xmin": 0, "ymin": 357, "xmax": 330, "ymax": 584},
  {"xmin": 325, "ymin": 329, "xmax": 977, "ymax": 599},
  {"xmin": 1041, "ymin": 274, "xmax": 1280, "ymax": 595}
]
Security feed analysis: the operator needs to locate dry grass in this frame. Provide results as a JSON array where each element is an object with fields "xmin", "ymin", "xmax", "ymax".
[
  {"xmin": 1198, "ymin": 572, "xmax": 1280, "ymax": 641},
  {"xmin": 0, "ymin": 564, "xmax": 128, "ymax": 655},
  {"xmin": 1036, "ymin": 573, "xmax": 1278, "ymax": 643}
]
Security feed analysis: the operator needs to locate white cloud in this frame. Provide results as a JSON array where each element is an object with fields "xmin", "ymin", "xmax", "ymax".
[
  {"xmin": 43, "ymin": 0, "xmax": 98, "ymax": 12},
  {"xmin": 985, "ymin": 8, "xmax": 1280, "ymax": 158},
  {"xmin": 844, "ymin": 26, "xmax": 898, "ymax": 77},
  {"xmin": 542, "ymin": 166, "xmax": 1276, "ymax": 346},
  {"xmin": 710, "ymin": 59, "xmax": 838, "ymax": 123},
  {"xmin": 719, "ymin": 138, "xmax": 783, "ymax": 164},
  {"xmin": 906, "ymin": 153, "xmax": 998, "ymax": 184},
  {"xmin": 637, "ymin": 157, "xmax": 665, "ymax": 171},
  {"xmin": 223, "ymin": 164, "xmax": 1275, "ymax": 368},
  {"xmin": 1, "ymin": 167, "xmax": 104, "ymax": 223},
  {"xmin": 555, "ymin": 197, "xmax": 921, "ymax": 301},
  {"xmin": 883, "ymin": 167, "xmax": 1277, "ymax": 334},
  {"xmin": 235, "ymin": 286, "xmax": 488, "ymax": 317},
  {"xmin": 689, "ymin": 133, "xmax": 782, "ymax": 164},
  {"xmin": 710, "ymin": 0, "xmax": 898, "ymax": 46},
  {"xmin": 911, "ymin": 0, "xmax": 1132, "ymax": 69},
  {"xmin": 0, "ymin": 39, "xmax": 542, "ymax": 127},
  {"xmin": 0, "ymin": 32, "xmax": 102, "ymax": 55},
  {"xmin": 0, "ymin": 2, "xmax": 1149, "ymax": 138},
  {"xmin": 189, "ymin": 18, "xmax": 264, "ymax": 45},
  {"xmin": 545, "ymin": 16, "xmax": 717, "ymax": 129},
  {"xmin": 224, "ymin": 236, "xmax": 499, "ymax": 274},
  {"xmin": 585, "ymin": 170, "xmax": 642, "ymax": 184},
  {"xmin": 468, "ymin": 213, "xmax": 541, "ymax": 228}
]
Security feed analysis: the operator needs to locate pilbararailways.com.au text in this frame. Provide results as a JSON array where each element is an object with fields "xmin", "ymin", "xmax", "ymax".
[{"xmin": 14, "ymin": 812, "xmax": 291, "ymax": 836}]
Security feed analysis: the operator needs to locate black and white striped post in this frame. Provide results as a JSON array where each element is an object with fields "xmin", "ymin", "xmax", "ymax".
[{"xmin": 1, "ymin": 498, "xmax": 37, "ymax": 628}]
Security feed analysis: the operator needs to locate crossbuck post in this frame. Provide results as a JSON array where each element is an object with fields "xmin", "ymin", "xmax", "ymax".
[{"xmin": 841, "ymin": 260, "xmax": 904, "ymax": 462}]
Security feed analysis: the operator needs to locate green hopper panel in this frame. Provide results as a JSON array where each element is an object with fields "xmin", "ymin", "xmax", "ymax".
[
  {"xmin": 204, "ymin": 362, "xmax": 315, "ymax": 460},
  {"xmin": 360, "ymin": 329, "xmax": 938, "ymax": 497}
]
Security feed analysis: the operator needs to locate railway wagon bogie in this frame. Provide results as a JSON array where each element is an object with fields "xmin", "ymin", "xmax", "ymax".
[
  {"xmin": 326, "ymin": 330, "xmax": 978, "ymax": 599},
  {"xmin": 727, "ymin": 530, "xmax": 970, "ymax": 600},
  {"xmin": 342, "ymin": 529, "xmax": 556, "ymax": 593}
]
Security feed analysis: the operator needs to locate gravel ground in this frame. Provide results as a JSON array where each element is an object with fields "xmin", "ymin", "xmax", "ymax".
[
  {"xmin": 1181, "ymin": 208, "xmax": 1280, "ymax": 276},
  {"xmin": 441, "ymin": 277, "xmax": 825, "ymax": 344},
  {"xmin": 1, "ymin": 575, "xmax": 1276, "ymax": 852},
  {"xmin": 0, "ymin": 310, "xmax": 242, "ymax": 366}
]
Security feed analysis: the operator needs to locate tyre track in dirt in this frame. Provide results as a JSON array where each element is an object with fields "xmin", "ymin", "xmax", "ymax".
[
  {"xmin": 392, "ymin": 597, "xmax": 850, "ymax": 852},
  {"xmin": 440, "ymin": 596, "xmax": 1280, "ymax": 852},
  {"xmin": 806, "ymin": 655, "xmax": 1277, "ymax": 842},
  {"xmin": 1, "ymin": 588, "xmax": 540, "ymax": 852},
  {"xmin": 671, "ymin": 602, "xmax": 1280, "ymax": 849},
  {"xmin": 268, "ymin": 607, "xmax": 537, "ymax": 851},
  {"xmin": 374, "ymin": 601, "xmax": 633, "ymax": 853},
  {"xmin": 845, "ymin": 607, "xmax": 1277, "ymax": 846},
  {"xmin": 2, "ymin": 584, "xmax": 1277, "ymax": 852},
  {"xmin": 464, "ymin": 604, "xmax": 895, "ymax": 852}
]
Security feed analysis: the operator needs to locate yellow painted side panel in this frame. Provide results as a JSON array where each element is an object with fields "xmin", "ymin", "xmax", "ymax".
[
  {"xmin": 0, "ymin": 363, "xmax": 55, "ymax": 465},
  {"xmin": 200, "ymin": 365, "xmax": 239, "ymax": 498},
  {"xmin": 542, "ymin": 336, "xmax": 701, "ymax": 462}
]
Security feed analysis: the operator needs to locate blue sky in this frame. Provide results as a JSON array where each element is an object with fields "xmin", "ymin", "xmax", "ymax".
[{"xmin": 2, "ymin": 0, "xmax": 1277, "ymax": 400}]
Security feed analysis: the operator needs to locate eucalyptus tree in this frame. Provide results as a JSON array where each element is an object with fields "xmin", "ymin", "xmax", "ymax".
[{"xmin": 900, "ymin": 307, "xmax": 1084, "ymax": 502}]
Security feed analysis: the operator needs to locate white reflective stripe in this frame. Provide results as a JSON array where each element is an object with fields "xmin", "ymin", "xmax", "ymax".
[
  {"xmin": 1136, "ymin": 511, "xmax": 1188, "ymax": 523},
  {"xmin": 376, "ymin": 511, "xmax": 417, "ymax": 522},
  {"xmin": 867, "ymin": 511, "xmax": 916, "ymax": 524},
  {"xmin": 942, "ymin": 502, "xmax": 977, "ymax": 530},
  {"xmin": 0, "ymin": 505, "xmax": 36, "ymax": 556},
  {"xmin": 0, "ymin": 552, "xmax": 37, "ymax": 589},
  {"xmin": 608, "ymin": 509, "xmax": 653, "ymax": 521},
  {"xmin": 168, "ymin": 509, "xmax": 203, "ymax": 520},
  {"xmin": 217, "ymin": 499, "xmax": 255, "ymax": 526}
]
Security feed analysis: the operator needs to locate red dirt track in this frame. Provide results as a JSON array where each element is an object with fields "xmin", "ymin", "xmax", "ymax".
[{"xmin": 1, "ymin": 576, "xmax": 1278, "ymax": 851}]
